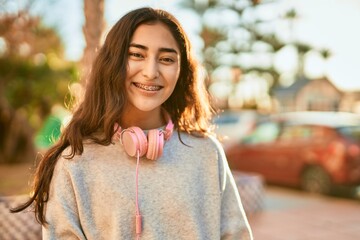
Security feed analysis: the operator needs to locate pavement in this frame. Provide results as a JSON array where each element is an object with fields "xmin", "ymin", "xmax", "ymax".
[
  {"xmin": 1, "ymin": 184, "xmax": 360, "ymax": 240},
  {"xmin": 249, "ymin": 186, "xmax": 360, "ymax": 240},
  {"xmin": 0, "ymin": 195, "xmax": 41, "ymax": 240}
]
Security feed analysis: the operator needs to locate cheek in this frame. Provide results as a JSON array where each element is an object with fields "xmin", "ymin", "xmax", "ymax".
[
  {"xmin": 172, "ymin": 62, "xmax": 181, "ymax": 83},
  {"xmin": 126, "ymin": 62, "xmax": 136, "ymax": 78},
  {"xmin": 127, "ymin": 59, "xmax": 144, "ymax": 74},
  {"xmin": 176, "ymin": 66, "xmax": 181, "ymax": 80},
  {"xmin": 169, "ymin": 68, "xmax": 180, "ymax": 89}
]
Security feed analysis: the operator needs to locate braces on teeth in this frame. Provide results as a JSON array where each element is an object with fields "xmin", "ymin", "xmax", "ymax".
[{"xmin": 135, "ymin": 83, "xmax": 161, "ymax": 91}]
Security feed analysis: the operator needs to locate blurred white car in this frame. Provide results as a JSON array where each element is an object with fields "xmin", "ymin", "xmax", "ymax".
[{"xmin": 213, "ymin": 110, "xmax": 260, "ymax": 149}]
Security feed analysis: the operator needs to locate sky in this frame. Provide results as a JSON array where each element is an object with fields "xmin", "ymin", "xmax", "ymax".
[
  {"xmin": 4, "ymin": 0, "xmax": 360, "ymax": 91},
  {"xmin": 281, "ymin": 0, "xmax": 360, "ymax": 91}
]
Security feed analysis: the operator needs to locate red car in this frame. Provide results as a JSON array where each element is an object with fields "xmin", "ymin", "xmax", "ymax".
[{"xmin": 225, "ymin": 112, "xmax": 360, "ymax": 195}]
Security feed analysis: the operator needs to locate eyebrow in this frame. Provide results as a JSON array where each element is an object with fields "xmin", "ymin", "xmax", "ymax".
[{"xmin": 129, "ymin": 43, "xmax": 178, "ymax": 54}]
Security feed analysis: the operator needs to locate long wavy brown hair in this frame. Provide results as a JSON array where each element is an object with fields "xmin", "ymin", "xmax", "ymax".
[{"xmin": 11, "ymin": 7, "xmax": 214, "ymax": 224}]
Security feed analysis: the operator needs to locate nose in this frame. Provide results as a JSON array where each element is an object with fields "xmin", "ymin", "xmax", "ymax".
[{"xmin": 142, "ymin": 58, "xmax": 159, "ymax": 80}]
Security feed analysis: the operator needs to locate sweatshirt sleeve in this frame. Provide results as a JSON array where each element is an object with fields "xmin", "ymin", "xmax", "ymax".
[
  {"xmin": 42, "ymin": 157, "xmax": 86, "ymax": 240},
  {"xmin": 216, "ymin": 140, "xmax": 253, "ymax": 240}
]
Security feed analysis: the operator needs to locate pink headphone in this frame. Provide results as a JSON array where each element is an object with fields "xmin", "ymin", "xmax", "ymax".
[
  {"xmin": 114, "ymin": 113, "xmax": 174, "ymax": 160},
  {"xmin": 113, "ymin": 112, "xmax": 174, "ymax": 236}
]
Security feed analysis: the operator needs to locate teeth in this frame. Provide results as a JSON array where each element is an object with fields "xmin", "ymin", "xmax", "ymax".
[{"xmin": 134, "ymin": 83, "xmax": 161, "ymax": 91}]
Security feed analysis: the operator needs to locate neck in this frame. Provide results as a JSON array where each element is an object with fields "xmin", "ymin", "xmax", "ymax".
[{"xmin": 120, "ymin": 108, "xmax": 165, "ymax": 130}]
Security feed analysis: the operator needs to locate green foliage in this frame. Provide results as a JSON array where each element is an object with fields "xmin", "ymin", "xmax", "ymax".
[
  {"xmin": 179, "ymin": 0, "xmax": 332, "ymax": 110},
  {"xmin": 0, "ymin": 56, "xmax": 77, "ymax": 129},
  {"xmin": 0, "ymin": 11, "xmax": 79, "ymax": 163},
  {"xmin": 181, "ymin": 0, "xmax": 287, "ymax": 80}
]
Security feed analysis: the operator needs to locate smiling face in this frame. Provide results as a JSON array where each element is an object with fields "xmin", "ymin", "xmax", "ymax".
[{"xmin": 124, "ymin": 22, "xmax": 181, "ymax": 117}]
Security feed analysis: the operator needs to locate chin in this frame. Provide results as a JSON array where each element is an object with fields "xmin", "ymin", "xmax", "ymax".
[{"xmin": 131, "ymin": 104, "xmax": 163, "ymax": 113}]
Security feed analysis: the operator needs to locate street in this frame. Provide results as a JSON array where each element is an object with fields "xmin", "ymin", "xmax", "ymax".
[
  {"xmin": 249, "ymin": 185, "xmax": 360, "ymax": 240},
  {"xmin": 2, "ymin": 171, "xmax": 360, "ymax": 240}
]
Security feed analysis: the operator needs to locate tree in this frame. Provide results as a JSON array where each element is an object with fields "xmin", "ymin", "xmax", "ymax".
[
  {"xmin": 179, "ymin": 0, "xmax": 330, "ymax": 111},
  {"xmin": 81, "ymin": 0, "xmax": 105, "ymax": 86},
  {"xmin": 0, "ymin": 10, "xmax": 77, "ymax": 163},
  {"xmin": 0, "ymin": 0, "xmax": 106, "ymax": 163}
]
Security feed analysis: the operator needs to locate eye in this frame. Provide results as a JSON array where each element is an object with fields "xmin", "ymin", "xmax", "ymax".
[
  {"xmin": 129, "ymin": 52, "xmax": 144, "ymax": 59},
  {"xmin": 160, "ymin": 57, "xmax": 175, "ymax": 64}
]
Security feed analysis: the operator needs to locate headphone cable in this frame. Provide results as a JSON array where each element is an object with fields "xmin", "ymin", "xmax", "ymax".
[{"xmin": 135, "ymin": 150, "xmax": 142, "ymax": 239}]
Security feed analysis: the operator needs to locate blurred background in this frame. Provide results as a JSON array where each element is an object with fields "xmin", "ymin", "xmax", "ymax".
[{"xmin": 1, "ymin": 0, "xmax": 360, "ymax": 239}]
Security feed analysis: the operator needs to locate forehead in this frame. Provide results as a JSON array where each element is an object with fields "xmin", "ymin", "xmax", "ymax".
[{"xmin": 131, "ymin": 22, "xmax": 180, "ymax": 52}]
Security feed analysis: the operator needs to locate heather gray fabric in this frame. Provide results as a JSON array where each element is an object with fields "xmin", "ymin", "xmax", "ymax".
[{"xmin": 43, "ymin": 132, "xmax": 253, "ymax": 240}]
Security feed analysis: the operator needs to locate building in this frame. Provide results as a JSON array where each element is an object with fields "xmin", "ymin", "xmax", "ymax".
[{"xmin": 272, "ymin": 76, "xmax": 360, "ymax": 113}]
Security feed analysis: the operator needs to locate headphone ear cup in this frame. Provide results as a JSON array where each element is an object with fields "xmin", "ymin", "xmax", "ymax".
[
  {"xmin": 146, "ymin": 129, "xmax": 164, "ymax": 160},
  {"xmin": 121, "ymin": 127, "xmax": 148, "ymax": 157}
]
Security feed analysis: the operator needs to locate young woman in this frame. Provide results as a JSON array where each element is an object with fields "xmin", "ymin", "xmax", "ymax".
[{"xmin": 12, "ymin": 7, "xmax": 253, "ymax": 239}]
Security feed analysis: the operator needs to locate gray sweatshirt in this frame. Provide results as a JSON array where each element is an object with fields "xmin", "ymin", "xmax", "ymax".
[{"xmin": 43, "ymin": 132, "xmax": 253, "ymax": 239}]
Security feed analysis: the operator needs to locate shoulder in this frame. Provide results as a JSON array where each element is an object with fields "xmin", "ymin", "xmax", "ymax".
[
  {"xmin": 168, "ymin": 132, "xmax": 226, "ymax": 162},
  {"xmin": 177, "ymin": 132, "xmax": 224, "ymax": 152},
  {"xmin": 176, "ymin": 132, "xmax": 229, "ymax": 172},
  {"xmin": 56, "ymin": 141, "xmax": 118, "ymax": 172}
]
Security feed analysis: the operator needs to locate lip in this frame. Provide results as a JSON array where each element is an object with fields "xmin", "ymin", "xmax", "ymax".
[{"xmin": 132, "ymin": 82, "xmax": 163, "ymax": 92}]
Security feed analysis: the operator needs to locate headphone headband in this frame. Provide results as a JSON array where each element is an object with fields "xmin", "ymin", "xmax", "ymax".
[
  {"xmin": 113, "ymin": 110, "xmax": 174, "ymax": 160},
  {"xmin": 162, "ymin": 112, "xmax": 174, "ymax": 141},
  {"xmin": 113, "ymin": 111, "xmax": 174, "ymax": 142}
]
